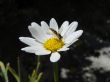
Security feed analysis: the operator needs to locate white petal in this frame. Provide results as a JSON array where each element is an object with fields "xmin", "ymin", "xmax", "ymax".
[
  {"xmin": 19, "ymin": 37, "xmax": 41, "ymax": 46},
  {"xmin": 58, "ymin": 46, "xmax": 69, "ymax": 51},
  {"xmin": 61, "ymin": 27, "xmax": 69, "ymax": 36},
  {"xmin": 31, "ymin": 22, "xmax": 45, "ymax": 34},
  {"xmin": 50, "ymin": 18, "xmax": 58, "ymax": 32},
  {"xmin": 28, "ymin": 25, "xmax": 52, "ymax": 43},
  {"xmin": 59, "ymin": 21, "xmax": 69, "ymax": 35},
  {"xmin": 21, "ymin": 43, "xmax": 44, "ymax": 53},
  {"xmin": 50, "ymin": 52, "xmax": 61, "ymax": 62},
  {"xmin": 35, "ymin": 48, "xmax": 51, "ymax": 55},
  {"xmin": 21, "ymin": 46, "xmax": 37, "ymax": 53},
  {"xmin": 41, "ymin": 21, "xmax": 49, "ymax": 33},
  {"xmin": 21, "ymin": 44, "xmax": 51, "ymax": 55},
  {"xmin": 65, "ymin": 39, "xmax": 78, "ymax": 47},
  {"xmin": 64, "ymin": 30, "xmax": 83, "ymax": 44},
  {"xmin": 31, "ymin": 22, "xmax": 39, "ymax": 27},
  {"xmin": 63, "ymin": 21, "xmax": 78, "ymax": 38}
]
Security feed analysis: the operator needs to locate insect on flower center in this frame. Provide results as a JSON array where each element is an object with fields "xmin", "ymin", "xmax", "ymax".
[{"xmin": 44, "ymin": 37, "xmax": 64, "ymax": 52}]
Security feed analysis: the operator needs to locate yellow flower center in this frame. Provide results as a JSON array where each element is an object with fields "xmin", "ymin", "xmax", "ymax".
[{"xmin": 44, "ymin": 37, "xmax": 64, "ymax": 52}]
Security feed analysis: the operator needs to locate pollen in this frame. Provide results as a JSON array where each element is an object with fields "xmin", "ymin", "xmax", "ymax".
[{"xmin": 44, "ymin": 37, "xmax": 64, "ymax": 52}]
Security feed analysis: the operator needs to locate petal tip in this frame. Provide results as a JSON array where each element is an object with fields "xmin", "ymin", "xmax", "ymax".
[
  {"xmin": 21, "ymin": 48, "xmax": 24, "ymax": 51},
  {"xmin": 19, "ymin": 37, "xmax": 22, "ymax": 40},
  {"xmin": 51, "ymin": 18, "xmax": 55, "ymax": 20},
  {"xmin": 50, "ymin": 18, "xmax": 57, "ymax": 23},
  {"xmin": 19, "ymin": 37, "xmax": 23, "ymax": 41},
  {"xmin": 28, "ymin": 25, "xmax": 31, "ymax": 29},
  {"xmin": 31, "ymin": 22, "xmax": 37, "ymax": 26},
  {"xmin": 41, "ymin": 21, "xmax": 45, "ymax": 24},
  {"xmin": 79, "ymin": 30, "xmax": 83, "ymax": 34}
]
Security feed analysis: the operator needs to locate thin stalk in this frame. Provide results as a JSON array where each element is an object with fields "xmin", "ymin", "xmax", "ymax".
[
  {"xmin": 36, "ymin": 56, "xmax": 40, "ymax": 73},
  {"xmin": 17, "ymin": 56, "xmax": 21, "ymax": 82},
  {"xmin": 53, "ymin": 62, "xmax": 59, "ymax": 82}
]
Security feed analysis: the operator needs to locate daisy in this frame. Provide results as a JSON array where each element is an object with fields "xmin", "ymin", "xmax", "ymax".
[{"xmin": 19, "ymin": 18, "xmax": 83, "ymax": 62}]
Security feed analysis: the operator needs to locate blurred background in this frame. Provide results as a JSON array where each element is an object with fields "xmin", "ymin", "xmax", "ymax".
[{"xmin": 0, "ymin": 0, "xmax": 110, "ymax": 82}]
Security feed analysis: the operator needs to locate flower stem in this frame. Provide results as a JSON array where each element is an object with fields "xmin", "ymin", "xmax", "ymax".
[
  {"xmin": 53, "ymin": 62, "xmax": 59, "ymax": 82},
  {"xmin": 36, "ymin": 56, "xmax": 40, "ymax": 72},
  {"xmin": 17, "ymin": 56, "xmax": 21, "ymax": 82}
]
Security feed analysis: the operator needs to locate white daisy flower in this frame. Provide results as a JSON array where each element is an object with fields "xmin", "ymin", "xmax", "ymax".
[{"xmin": 19, "ymin": 18, "xmax": 83, "ymax": 62}]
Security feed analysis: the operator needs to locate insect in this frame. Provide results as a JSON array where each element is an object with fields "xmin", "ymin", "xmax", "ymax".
[{"xmin": 49, "ymin": 28, "xmax": 62, "ymax": 39}]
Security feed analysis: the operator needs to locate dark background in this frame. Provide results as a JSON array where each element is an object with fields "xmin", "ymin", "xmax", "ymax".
[{"xmin": 0, "ymin": 0, "xmax": 110, "ymax": 82}]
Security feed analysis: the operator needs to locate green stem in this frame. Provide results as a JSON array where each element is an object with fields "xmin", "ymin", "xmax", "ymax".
[
  {"xmin": 53, "ymin": 62, "xmax": 59, "ymax": 82},
  {"xmin": 36, "ymin": 56, "xmax": 40, "ymax": 73},
  {"xmin": 17, "ymin": 56, "xmax": 21, "ymax": 82}
]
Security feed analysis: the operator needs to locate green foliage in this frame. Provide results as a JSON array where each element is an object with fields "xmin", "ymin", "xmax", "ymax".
[
  {"xmin": 29, "ymin": 69, "xmax": 43, "ymax": 82},
  {"xmin": 0, "ymin": 61, "xmax": 20, "ymax": 82},
  {"xmin": 0, "ymin": 61, "xmax": 9, "ymax": 82},
  {"xmin": 29, "ymin": 56, "xmax": 43, "ymax": 82},
  {"xmin": 8, "ymin": 65, "xmax": 20, "ymax": 82},
  {"xmin": 0, "ymin": 57, "xmax": 43, "ymax": 82}
]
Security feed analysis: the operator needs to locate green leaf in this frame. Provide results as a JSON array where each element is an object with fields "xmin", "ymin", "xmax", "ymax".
[
  {"xmin": 29, "ymin": 69, "xmax": 43, "ymax": 82},
  {"xmin": 0, "ymin": 61, "xmax": 9, "ymax": 82},
  {"xmin": 36, "ymin": 72, "xmax": 43, "ymax": 82},
  {"xmin": 0, "ymin": 72, "xmax": 3, "ymax": 77},
  {"xmin": 8, "ymin": 65, "xmax": 20, "ymax": 82}
]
